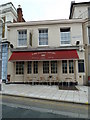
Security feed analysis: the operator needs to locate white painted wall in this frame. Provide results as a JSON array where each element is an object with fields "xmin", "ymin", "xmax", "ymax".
[{"xmin": 8, "ymin": 22, "xmax": 84, "ymax": 48}]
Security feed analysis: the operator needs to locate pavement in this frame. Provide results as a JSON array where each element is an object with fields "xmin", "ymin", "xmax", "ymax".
[{"xmin": 0, "ymin": 83, "xmax": 89, "ymax": 105}]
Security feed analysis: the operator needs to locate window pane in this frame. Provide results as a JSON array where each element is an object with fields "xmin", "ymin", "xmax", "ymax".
[
  {"xmin": 60, "ymin": 28, "xmax": 70, "ymax": 45},
  {"xmin": 33, "ymin": 61, "xmax": 38, "ymax": 74},
  {"xmin": 43, "ymin": 61, "xmax": 49, "ymax": 74},
  {"xmin": 27, "ymin": 61, "xmax": 32, "ymax": 74},
  {"xmin": 18, "ymin": 30, "xmax": 27, "ymax": 46},
  {"xmin": 69, "ymin": 60, "xmax": 74, "ymax": 73},
  {"xmin": 51, "ymin": 61, "xmax": 57, "ymax": 73},
  {"xmin": 62, "ymin": 60, "xmax": 67, "ymax": 74},
  {"xmin": 39, "ymin": 29, "xmax": 48, "ymax": 45},
  {"xmin": 78, "ymin": 60, "xmax": 84, "ymax": 73},
  {"xmin": 16, "ymin": 62, "xmax": 24, "ymax": 74}
]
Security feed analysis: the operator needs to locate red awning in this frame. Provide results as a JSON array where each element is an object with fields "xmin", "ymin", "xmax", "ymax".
[{"xmin": 9, "ymin": 50, "xmax": 79, "ymax": 61}]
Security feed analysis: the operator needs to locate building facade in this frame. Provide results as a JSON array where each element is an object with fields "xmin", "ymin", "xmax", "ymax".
[
  {"xmin": 0, "ymin": 2, "xmax": 25, "ymax": 81},
  {"xmin": 69, "ymin": 1, "xmax": 90, "ymax": 84},
  {"xmin": 7, "ymin": 19, "xmax": 86, "ymax": 85}
]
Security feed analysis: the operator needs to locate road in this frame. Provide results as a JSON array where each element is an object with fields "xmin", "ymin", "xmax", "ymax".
[{"xmin": 0, "ymin": 95, "xmax": 89, "ymax": 119}]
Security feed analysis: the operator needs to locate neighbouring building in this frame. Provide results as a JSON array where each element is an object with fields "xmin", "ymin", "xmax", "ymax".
[
  {"xmin": 69, "ymin": 1, "xmax": 90, "ymax": 84},
  {"xmin": 0, "ymin": 2, "xmax": 25, "ymax": 81},
  {"xmin": 7, "ymin": 19, "xmax": 86, "ymax": 85}
]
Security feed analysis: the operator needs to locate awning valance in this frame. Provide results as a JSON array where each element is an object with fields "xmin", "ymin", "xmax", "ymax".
[{"xmin": 9, "ymin": 50, "xmax": 79, "ymax": 61}]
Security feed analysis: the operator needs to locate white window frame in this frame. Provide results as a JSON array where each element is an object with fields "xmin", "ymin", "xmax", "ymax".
[
  {"xmin": 17, "ymin": 30, "xmax": 27, "ymax": 47},
  {"xmin": 38, "ymin": 29, "xmax": 48, "ymax": 46},
  {"xmin": 60, "ymin": 28, "xmax": 71, "ymax": 46},
  {"xmin": 16, "ymin": 61, "xmax": 24, "ymax": 75}
]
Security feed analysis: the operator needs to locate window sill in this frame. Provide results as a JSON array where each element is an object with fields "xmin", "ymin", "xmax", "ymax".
[
  {"xmin": 38, "ymin": 45, "xmax": 48, "ymax": 47},
  {"xmin": 60, "ymin": 44, "xmax": 71, "ymax": 46},
  {"xmin": 17, "ymin": 46, "xmax": 27, "ymax": 48}
]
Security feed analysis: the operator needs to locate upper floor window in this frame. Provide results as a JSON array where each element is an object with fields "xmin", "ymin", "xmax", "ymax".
[
  {"xmin": 39, "ymin": 29, "xmax": 48, "ymax": 46},
  {"xmin": 18, "ymin": 30, "xmax": 27, "ymax": 47},
  {"xmin": 88, "ymin": 27, "xmax": 90, "ymax": 44},
  {"xmin": 60, "ymin": 28, "xmax": 70, "ymax": 45}
]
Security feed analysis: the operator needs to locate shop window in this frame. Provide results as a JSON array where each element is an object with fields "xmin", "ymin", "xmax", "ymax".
[
  {"xmin": 33, "ymin": 61, "xmax": 38, "ymax": 74},
  {"xmin": 51, "ymin": 61, "xmax": 57, "ymax": 74},
  {"xmin": 16, "ymin": 62, "xmax": 24, "ymax": 74},
  {"xmin": 69, "ymin": 60, "xmax": 74, "ymax": 73},
  {"xmin": 78, "ymin": 60, "xmax": 84, "ymax": 73},
  {"xmin": 43, "ymin": 61, "xmax": 49, "ymax": 73},
  {"xmin": 27, "ymin": 61, "xmax": 32, "ymax": 74},
  {"xmin": 62, "ymin": 60, "xmax": 67, "ymax": 74}
]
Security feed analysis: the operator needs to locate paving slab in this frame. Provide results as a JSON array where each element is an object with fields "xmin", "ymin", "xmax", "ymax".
[{"xmin": 0, "ymin": 83, "xmax": 89, "ymax": 104}]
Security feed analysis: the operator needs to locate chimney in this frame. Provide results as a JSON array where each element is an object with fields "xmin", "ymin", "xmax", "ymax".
[{"xmin": 17, "ymin": 5, "xmax": 25, "ymax": 22}]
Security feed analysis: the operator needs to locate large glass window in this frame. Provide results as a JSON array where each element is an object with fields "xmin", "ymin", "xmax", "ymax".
[
  {"xmin": 39, "ymin": 29, "xmax": 48, "ymax": 45},
  {"xmin": 33, "ymin": 61, "xmax": 38, "ymax": 74},
  {"xmin": 43, "ymin": 61, "xmax": 49, "ymax": 74},
  {"xmin": 78, "ymin": 60, "xmax": 84, "ymax": 73},
  {"xmin": 2, "ymin": 43, "xmax": 8, "ymax": 80},
  {"xmin": 88, "ymin": 27, "xmax": 90, "ymax": 44},
  {"xmin": 16, "ymin": 62, "xmax": 24, "ymax": 74},
  {"xmin": 18, "ymin": 30, "xmax": 27, "ymax": 46},
  {"xmin": 62, "ymin": 60, "xmax": 67, "ymax": 74},
  {"xmin": 51, "ymin": 61, "xmax": 57, "ymax": 74},
  {"xmin": 60, "ymin": 28, "xmax": 70, "ymax": 45},
  {"xmin": 27, "ymin": 61, "xmax": 32, "ymax": 74},
  {"xmin": 69, "ymin": 60, "xmax": 74, "ymax": 73}
]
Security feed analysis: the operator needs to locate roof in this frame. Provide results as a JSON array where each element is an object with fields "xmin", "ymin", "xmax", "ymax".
[
  {"xmin": 69, "ymin": 1, "xmax": 90, "ymax": 19},
  {"xmin": 7, "ymin": 19, "xmax": 84, "ymax": 27}
]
